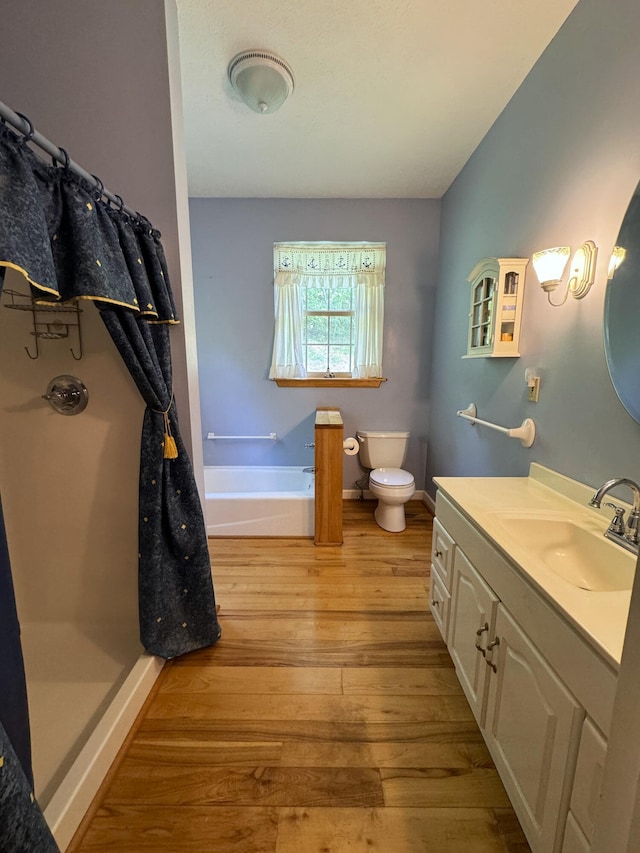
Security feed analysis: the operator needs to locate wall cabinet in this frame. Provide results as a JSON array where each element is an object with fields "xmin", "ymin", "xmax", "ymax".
[
  {"xmin": 464, "ymin": 257, "xmax": 528, "ymax": 358},
  {"xmin": 433, "ymin": 491, "xmax": 615, "ymax": 853}
]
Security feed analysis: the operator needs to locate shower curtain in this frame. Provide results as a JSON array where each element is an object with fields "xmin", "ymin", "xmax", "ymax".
[{"xmin": 0, "ymin": 120, "xmax": 220, "ymax": 843}]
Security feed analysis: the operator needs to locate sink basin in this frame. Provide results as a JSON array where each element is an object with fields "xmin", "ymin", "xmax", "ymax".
[{"xmin": 493, "ymin": 516, "xmax": 635, "ymax": 591}]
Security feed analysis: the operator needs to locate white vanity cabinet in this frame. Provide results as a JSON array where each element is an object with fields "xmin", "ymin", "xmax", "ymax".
[
  {"xmin": 429, "ymin": 518, "xmax": 455, "ymax": 641},
  {"xmin": 434, "ymin": 488, "xmax": 618, "ymax": 853},
  {"xmin": 448, "ymin": 548, "xmax": 498, "ymax": 725},
  {"xmin": 484, "ymin": 605, "xmax": 583, "ymax": 852}
]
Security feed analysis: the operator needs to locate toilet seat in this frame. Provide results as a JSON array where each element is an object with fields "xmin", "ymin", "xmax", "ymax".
[{"xmin": 370, "ymin": 467, "xmax": 415, "ymax": 488}]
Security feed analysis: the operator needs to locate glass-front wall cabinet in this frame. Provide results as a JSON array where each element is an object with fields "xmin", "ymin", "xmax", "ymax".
[{"xmin": 464, "ymin": 258, "xmax": 528, "ymax": 358}]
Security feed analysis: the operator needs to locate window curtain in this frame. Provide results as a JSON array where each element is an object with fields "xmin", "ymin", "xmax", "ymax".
[
  {"xmin": 269, "ymin": 242, "xmax": 386, "ymax": 379},
  {"xmin": 0, "ymin": 124, "xmax": 220, "ymax": 661}
]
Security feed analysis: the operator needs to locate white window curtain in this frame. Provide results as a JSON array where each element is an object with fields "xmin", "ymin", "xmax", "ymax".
[{"xmin": 268, "ymin": 242, "xmax": 386, "ymax": 379}]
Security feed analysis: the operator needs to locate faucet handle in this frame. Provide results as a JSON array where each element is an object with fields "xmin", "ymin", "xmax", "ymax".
[{"xmin": 605, "ymin": 503, "xmax": 626, "ymax": 535}]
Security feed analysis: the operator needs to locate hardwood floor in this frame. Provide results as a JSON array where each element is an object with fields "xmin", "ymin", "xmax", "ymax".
[{"xmin": 70, "ymin": 500, "xmax": 530, "ymax": 852}]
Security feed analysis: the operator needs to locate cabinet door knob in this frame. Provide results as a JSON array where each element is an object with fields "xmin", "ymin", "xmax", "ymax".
[
  {"xmin": 434, "ymin": 549, "xmax": 443, "ymax": 558},
  {"xmin": 431, "ymin": 599, "xmax": 439, "ymax": 607}
]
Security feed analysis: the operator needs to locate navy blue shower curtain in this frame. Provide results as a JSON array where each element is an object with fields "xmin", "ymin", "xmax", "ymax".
[
  {"xmin": 0, "ymin": 122, "xmax": 221, "ymax": 659},
  {"xmin": 0, "ymin": 118, "xmax": 219, "ymax": 846}
]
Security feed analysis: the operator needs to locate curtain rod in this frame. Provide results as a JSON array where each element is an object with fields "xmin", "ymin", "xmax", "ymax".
[{"xmin": 0, "ymin": 99, "xmax": 139, "ymax": 221}]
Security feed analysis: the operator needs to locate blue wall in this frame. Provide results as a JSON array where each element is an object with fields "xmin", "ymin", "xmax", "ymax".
[
  {"xmin": 190, "ymin": 198, "xmax": 440, "ymax": 490},
  {"xmin": 426, "ymin": 0, "xmax": 640, "ymax": 497}
]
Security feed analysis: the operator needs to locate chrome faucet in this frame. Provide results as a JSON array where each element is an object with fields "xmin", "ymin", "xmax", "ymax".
[{"xmin": 589, "ymin": 478, "xmax": 640, "ymax": 555}]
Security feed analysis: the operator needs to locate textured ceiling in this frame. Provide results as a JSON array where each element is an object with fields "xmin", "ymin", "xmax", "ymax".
[{"xmin": 176, "ymin": 0, "xmax": 579, "ymax": 199}]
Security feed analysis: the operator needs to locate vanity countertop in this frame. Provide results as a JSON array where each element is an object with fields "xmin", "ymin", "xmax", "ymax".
[{"xmin": 434, "ymin": 465, "xmax": 636, "ymax": 668}]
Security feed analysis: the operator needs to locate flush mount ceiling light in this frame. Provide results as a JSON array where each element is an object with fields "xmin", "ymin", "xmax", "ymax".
[
  {"xmin": 227, "ymin": 50, "xmax": 294, "ymax": 114},
  {"xmin": 531, "ymin": 241, "xmax": 598, "ymax": 307}
]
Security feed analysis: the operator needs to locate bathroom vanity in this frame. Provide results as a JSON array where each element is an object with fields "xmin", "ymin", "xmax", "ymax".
[{"xmin": 430, "ymin": 464, "xmax": 635, "ymax": 853}]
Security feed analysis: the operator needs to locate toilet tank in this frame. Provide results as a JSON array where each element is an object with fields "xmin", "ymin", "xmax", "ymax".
[{"xmin": 356, "ymin": 430, "xmax": 410, "ymax": 469}]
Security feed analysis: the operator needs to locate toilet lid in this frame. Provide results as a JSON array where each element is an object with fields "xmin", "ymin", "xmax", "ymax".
[{"xmin": 370, "ymin": 467, "xmax": 414, "ymax": 488}]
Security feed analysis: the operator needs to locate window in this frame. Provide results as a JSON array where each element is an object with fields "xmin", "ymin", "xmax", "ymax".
[
  {"xmin": 303, "ymin": 285, "xmax": 354, "ymax": 376},
  {"xmin": 269, "ymin": 242, "xmax": 386, "ymax": 382}
]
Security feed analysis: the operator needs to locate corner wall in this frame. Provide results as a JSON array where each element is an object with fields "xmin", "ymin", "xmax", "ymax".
[{"xmin": 426, "ymin": 0, "xmax": 640, "ymax": 496}]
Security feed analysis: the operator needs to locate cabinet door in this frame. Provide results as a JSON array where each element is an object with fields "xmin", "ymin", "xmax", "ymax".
[
  {"xmin": 561, "ymin": 813, "xmax": 590, "ymax": 853},
  {"xmin": 429, "ymin": 568, "xmax": 450, "ymax": 643},
  {"xmin": 431, "ymin": 518, "xmax": 455, "ymax": 591},
  {"xmin": 570, "ymin": 718, "xmax": 607, "ymax": 843},
  {"xmin": 448, "ymin": 549, "xmax": 499, "ymax": 726},
  {"xmin": 484, "ymin": 605, "xmax": 584, "ymax": 853}
]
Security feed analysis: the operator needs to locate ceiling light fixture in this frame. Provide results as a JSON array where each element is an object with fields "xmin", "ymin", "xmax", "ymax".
[
  {"xmin": 531, "ymin": 241, "xmax": 598, "ymax": 306},
  {"xmin": 227, "ymin": 50, "xmax": 294, "ymax": 115}
]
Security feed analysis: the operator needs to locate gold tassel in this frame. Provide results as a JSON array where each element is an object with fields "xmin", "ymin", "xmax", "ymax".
[{"xmin": 163, "ymin": 410, "xmax": 178, "ymax": 459}]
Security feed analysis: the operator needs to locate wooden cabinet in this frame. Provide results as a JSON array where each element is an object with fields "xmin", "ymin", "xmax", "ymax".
[
  {"xmin": 484, "ymin": 605, "xmax": 584, "ymax": 852},
  {"xmin": 448, "ymin": 549, "xmax": 499, "ymax": 726},
  {"xmin": 464, "ymin": 257, "xmax": 528, "ymax": 358}
]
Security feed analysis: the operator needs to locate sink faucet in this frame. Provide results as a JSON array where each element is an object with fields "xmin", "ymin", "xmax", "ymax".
[{"xmin": 589, "ymin": 478, "xmax": 640, "ymax": 555}]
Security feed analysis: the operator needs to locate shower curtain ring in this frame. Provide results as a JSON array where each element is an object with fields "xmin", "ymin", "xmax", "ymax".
[
  {"xmin": 55, "ymin": 147, "xmax": 70, "ymax": 170},
  {"xmin": 114, "ymin": 194, "xmax": 125, "ymax": 213},
  {"xmin": 91, "ymin": 174, "xmax": 104, "ymax": 201},
  {"xmin": 15, "ymin": 111, "xmax": 35, "ymax": 144}
]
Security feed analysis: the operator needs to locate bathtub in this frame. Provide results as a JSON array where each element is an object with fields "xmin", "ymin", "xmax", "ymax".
[{"xmin": 204, "ymin": 465, "xmax": 315, "ymax": 536}]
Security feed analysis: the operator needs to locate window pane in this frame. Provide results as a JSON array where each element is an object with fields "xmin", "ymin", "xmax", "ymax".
[
  {"xmin": 306, "ymin": 315, "xmax": 328, "ymax": 344},
  {"xmin": 330, "ymin": 346, "xmax": 352, "ymax": 373},
  {"xmin": 307, "ymin": 345, "xmax": 328, "ymax": 373},
  {"xmin": 329, "ymin": 315, "xmax": 352, "ymax": 344},
  {"xmin": 329, "ymin": 289, "xmax": 352, "ymax": 310},
  {"xmin": 306, "ymin": 288, "xmax": 329, "ymax": 311}
]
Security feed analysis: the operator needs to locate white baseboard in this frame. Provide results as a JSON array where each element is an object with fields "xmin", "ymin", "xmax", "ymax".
[{"xmin": 46, "ymin": 654, "xmax": 165, "ymax": 851}]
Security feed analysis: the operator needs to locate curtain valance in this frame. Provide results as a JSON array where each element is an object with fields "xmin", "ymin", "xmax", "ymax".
[
  {"xmin": 0, "ymin": 124, "xmax": 177, "ymax": 321},
  {"xmin": 274, "ymin": 243, "xmax": 386, "ymax": 289}
]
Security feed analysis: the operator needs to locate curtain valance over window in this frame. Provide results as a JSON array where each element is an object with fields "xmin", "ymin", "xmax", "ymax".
[
  {"xmin": 274, "ymin": 242, "xmax": 386, "ymax": 288},
  {"xmin": 270, "ymin": 242, "xmax": 386, "ymax": 379}
]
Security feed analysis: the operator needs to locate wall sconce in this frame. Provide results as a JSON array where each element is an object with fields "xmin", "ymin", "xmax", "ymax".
[
  {"xmin": 531, "ymin": 241, "xmax": 598, "ymax": 306},
  {"xmin": 228, "ymin": 50, "xmax": 294, "ymax": 114},
  {"xmin": 607, "ymin": 245, "xmax": 626, "ymax": 280}
]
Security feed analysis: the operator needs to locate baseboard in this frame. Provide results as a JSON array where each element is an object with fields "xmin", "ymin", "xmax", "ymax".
[
  {"xmin": 343, "ymin": 489, "xmax": 427, "ymax": 502},
  {"xmin": 46, "ymin": 654, "xmax": 165, "ymax": 852},
  {"xmin": 422, "ymin": 491, "xmax": 435, "ymax": 514}
]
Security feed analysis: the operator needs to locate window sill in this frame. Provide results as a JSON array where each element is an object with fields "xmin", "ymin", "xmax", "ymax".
[{"xmin": 273, "ymin": 378, "xmax": 387, "ymax": 388}]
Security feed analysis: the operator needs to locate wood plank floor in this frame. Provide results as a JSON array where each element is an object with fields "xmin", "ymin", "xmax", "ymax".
[{"xmin": 70, "ymin": 500, "xmax": 530, "ymax": 853}]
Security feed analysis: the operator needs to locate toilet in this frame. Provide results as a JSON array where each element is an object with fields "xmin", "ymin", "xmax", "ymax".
[{"xmin": 356, "ymin": 430, "xmax": 415, "ymax": 532}]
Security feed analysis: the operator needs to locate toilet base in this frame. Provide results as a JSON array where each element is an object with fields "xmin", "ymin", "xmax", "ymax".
[{"xmin": 374, "ymin": 501, "xmax": 406, "ymax": 533}]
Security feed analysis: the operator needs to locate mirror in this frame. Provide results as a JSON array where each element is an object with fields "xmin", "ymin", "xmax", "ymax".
[{"xmin": 604, "ymin": 181, "xmax": 640, "ymax": 423}]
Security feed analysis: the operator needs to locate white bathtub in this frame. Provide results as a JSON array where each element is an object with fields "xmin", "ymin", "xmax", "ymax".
[{"xmin": 204, "ymin": 465, "xmax": 315, "ymax": 536}]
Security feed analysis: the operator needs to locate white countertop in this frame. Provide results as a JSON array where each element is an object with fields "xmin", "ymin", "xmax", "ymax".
[{"xmin": 433, "ymin": 465, "xmax": 637, "ymax": 668}]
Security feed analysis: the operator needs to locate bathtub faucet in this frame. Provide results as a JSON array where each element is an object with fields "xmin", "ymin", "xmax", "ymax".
[{"xmin": 589, "ymin": 477, "xmax": 640, "ymax": 555}]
